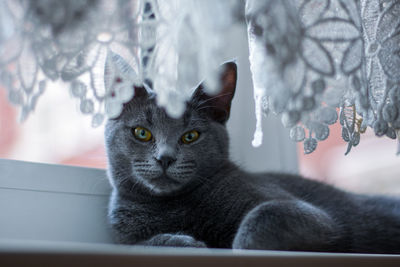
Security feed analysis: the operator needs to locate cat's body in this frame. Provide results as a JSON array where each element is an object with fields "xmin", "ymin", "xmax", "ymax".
[{"xmin": 106, "ymin": 62, "xmax": 400, "ymax": 253}]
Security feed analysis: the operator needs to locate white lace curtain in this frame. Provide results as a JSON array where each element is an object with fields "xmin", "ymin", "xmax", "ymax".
[{"xmin": 0, "ymin": 0, "xmax": 399, "ymax": 154}]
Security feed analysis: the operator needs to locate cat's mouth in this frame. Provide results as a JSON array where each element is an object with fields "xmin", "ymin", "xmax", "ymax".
[
  {"xmin": 151, "ymin": 173, "xmax": 181, "ymax": 184},
  {"xmin": 133, "ymin": 165, "xmax": 190, "ymax": 194},
  {"xmin": 143, "ymin": 173, "xmax": 183, "ymax": 195}
]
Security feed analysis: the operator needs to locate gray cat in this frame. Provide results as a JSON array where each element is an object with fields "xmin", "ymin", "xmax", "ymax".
[{"xmin": 105, "ymin": 62, "xmax": 400, "ymax": 253}]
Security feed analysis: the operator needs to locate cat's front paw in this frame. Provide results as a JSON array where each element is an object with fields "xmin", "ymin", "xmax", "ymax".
[
  {"xmin": 166, "ymin": 234, "xmax": 207, "ymax": 248},
  {"xmin": 146, "ymin": 234, "xmax": 207, "ymax": 248}
]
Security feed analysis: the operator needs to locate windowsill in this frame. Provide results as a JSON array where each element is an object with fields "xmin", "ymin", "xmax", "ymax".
[
  {"xmin": 1, "ymin": 159, "xmax": 400, "ymax": 266},
  {"xmin": 1, "ymin": 239, "xmax": 400, "ymax": 267}
]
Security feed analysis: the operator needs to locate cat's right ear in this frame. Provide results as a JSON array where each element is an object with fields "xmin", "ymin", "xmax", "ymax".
[{"xmin": 190, "ymin": 61, "xmax": 237, "ymax": 124}]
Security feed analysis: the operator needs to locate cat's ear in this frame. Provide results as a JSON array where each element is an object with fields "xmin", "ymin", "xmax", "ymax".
[
  {"xmin": 133, "ymin": 85, "xmax": 149, "ymax": 98},
  {"xmin": 191, "ymin": 61, "xmax": 237, "ymax": 124}
]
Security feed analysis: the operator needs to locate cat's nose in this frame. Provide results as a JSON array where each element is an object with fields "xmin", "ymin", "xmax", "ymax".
[{"xmin": 156, "ymin": 155, "xmax": 176, "ymax": 169}]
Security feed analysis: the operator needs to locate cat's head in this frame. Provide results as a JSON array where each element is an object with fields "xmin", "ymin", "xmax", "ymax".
[{"xmin": 105, "ymin": 62, "xmax": 237, "ymax": 196}]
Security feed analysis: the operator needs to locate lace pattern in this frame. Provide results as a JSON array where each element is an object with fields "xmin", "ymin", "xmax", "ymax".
[
  {"xmin": 0, "ymin": 0, "xmax": 399, "ymax": 154},
  {"xmin": 247, "ymin": 0, "xmax": 400, "ymax": 153}
]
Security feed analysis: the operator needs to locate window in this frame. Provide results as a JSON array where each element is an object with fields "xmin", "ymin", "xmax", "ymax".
[
  {"xmin": 0, "ymin": 24, "xmax": 298, "ymax": 174},
  {"xmin": 0, "ymin": 81, "xmax": 106, "ymax": 169},
  {"xmin": 298, "ymin": 123, "xmax": 400, "ymax": 195}
]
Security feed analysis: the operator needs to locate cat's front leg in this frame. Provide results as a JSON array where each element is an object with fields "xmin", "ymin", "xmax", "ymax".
[
  {"xmin": 109, "ymin": 205, "xmax": 206, "ymax": 247},
  {"xmin": 110, "ymin": 208, "xmax": 206, "ymax": 247},
  {"xmin": 138, "ymin": 233, "xmax": 207, "ymax": 248},
  {"xmin": 232, "ymin": 200, "xmax": 338, "ymax": 251}
]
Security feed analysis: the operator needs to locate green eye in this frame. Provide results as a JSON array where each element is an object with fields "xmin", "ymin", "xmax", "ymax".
[
  {"xmin": 133, "ymin": 127, "xmax": 152, "ymax": 142},
  {"xmin": 182, "ymin": 130, "xmax": 200, "ymax": 144}
]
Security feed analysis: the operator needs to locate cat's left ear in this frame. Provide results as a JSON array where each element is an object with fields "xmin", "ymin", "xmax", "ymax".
[{"xmin": 191, "ymin": 61, "xmax": 237, "ymax": 124}]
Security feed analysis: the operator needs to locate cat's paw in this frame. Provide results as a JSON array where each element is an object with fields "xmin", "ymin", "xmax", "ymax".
[
  {"xmin": 147, "ymin": 234, "xmax": 207, "ymax": 248},
  {"xmin": 165, "ymin": 234, "xmax": 207, "ymax": 248}
]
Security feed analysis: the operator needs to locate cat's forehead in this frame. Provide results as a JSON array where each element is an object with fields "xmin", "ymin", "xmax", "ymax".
[{"xmin": 121, "ymin": 97, "xmax": 203, "ymax": 129}]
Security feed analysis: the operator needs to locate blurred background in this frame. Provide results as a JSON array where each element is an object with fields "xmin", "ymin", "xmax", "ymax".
[
  {"xmin": 1, "ymin": 79, "xmax": 400, "ymax": 196},
  {"xmin": 1, "ymin": 23, "xmax": 400, "ymax": 197}
]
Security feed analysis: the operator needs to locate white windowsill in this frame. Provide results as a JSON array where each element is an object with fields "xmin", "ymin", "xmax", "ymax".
[{"xmin": 1, "ymin": 159, "xmax": 400, "ymax": 267}]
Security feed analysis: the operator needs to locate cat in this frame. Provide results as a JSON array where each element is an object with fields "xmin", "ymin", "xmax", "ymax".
[{"xmin": 105, "ymin": 61, "xmax": 400, "ymax": 253}]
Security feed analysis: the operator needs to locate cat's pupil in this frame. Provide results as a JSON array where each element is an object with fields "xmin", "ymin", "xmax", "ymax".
[
  {"xmin": 187, "ymin": 133, "xmax": 193, "ymax": 140},
  {"xmin": 140, "ymin": 130, "xmax": 146, "ymax": 137}
]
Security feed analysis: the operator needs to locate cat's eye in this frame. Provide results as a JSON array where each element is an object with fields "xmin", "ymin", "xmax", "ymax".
[
  {"xmin": 182, "ymin": 130, "xmax": 200, "ymax": 144},
  {"xmin": 133, "ymin": 127, "xmax": 152, "ymax": 142}
]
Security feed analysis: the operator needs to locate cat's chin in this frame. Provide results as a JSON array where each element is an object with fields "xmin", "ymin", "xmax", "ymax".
[{"xmin": 143, "ymin": 174, "xmax": 185, "ymax": 195}]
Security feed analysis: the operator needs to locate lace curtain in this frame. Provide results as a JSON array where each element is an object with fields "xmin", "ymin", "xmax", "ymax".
[{"xmin": 0, "ymin": 0, "xmax": 399, "ymax": 154}]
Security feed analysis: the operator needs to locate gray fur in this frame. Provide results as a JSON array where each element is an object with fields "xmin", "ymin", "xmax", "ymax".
[{"xmin": 105, "ymin": 62, "xmax": 400, "ymax": 253}]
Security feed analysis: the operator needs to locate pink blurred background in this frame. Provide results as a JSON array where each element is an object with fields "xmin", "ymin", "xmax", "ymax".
[{"xmin": 1, "ymin": 84, "xmax": 400, "ymax": 195}]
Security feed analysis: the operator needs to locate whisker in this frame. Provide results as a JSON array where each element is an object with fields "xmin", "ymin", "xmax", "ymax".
[
  {"xmin": 195, "ymin": 105, "xmax": 221, "ymax": 112},
  {"xmin": 175, "ymin": 166, "xmax": 195, "ymax": 170},
  {"xmin": 134, "ymin": 164, "xmax": 152, "ymax": 168},
  {"xmin": 134, "ymin": 160, "xmax": 148, "ymax": 163},
  {"xmin": 129, "ymin": 180, "xmax": 140, "ymax": 194},
  {"xmin": 181, "ymin": 160, "xmax": 196, "ymax": 164},
  {"xmin": 196, "ymin": 92, "xmax": 233, "ymax": 107},
  {"xmin": 176, "ymin": 171, "xmax": 193, "ymax": 175}
]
